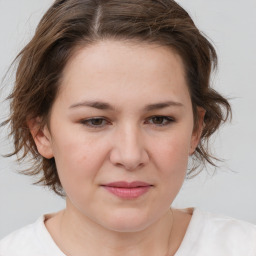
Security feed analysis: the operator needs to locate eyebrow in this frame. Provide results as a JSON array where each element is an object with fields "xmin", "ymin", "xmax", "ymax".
[
  {"xmin": 69, "ymin": 100, "xmax": 183, "ymax": 111},
  {"xmin": 69, "ymin": 101, "xmax": 114, "ymax": 110},
  {"xmin": 144, "ymin": 101, "xmax": 183, "ymax": 111}
]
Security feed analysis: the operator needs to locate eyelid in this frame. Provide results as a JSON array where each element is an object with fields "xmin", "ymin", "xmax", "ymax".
[
  {"xmin": 80, "ymin": 117, "xmax": 111, "ymax": 128},
  {"xmin": 145, "ymin": 115, "xmax": 175, "ymax": 126},
  {"xmin": 79, "ymin": 115, "xmax": 175, "ymax": 129}
]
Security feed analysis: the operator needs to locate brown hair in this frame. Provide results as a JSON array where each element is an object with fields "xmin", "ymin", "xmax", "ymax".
[{"xmin": 3, "ymin": 0, "xmax": 231, "ymax": 196}]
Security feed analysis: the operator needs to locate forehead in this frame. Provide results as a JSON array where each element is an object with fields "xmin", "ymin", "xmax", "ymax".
[{"xmin": 56, "ymin": 40, "xmax": 190, "ymax": 109}]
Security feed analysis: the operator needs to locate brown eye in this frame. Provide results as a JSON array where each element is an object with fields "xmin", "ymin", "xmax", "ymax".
[
  {"xmin": 146, "ymin": 116, "xmax": 174, "ymax": 126},
  {"xmin": 152, "ymin": 116, "xmax": 165, "ymax": 125},
  {"xmin": 90, "ymin": 118, "xmax": 104, "ymax": 126},
  {"xmin": 80, "ymin": 118, "xmax": 109, "ymax": 128}
]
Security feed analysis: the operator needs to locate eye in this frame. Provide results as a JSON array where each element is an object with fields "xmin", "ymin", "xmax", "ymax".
[
  {"xmin": 80, "ymin": 117, "xmax": 110, "ymax": 128},
  {"xmin": 146, "ymin": 116, "xmax": 174, "ymax": 126}
]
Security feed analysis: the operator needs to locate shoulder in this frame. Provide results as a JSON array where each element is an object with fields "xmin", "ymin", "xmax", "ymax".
[
  {"xmin": 176, "ymin": 208, "xmax": 256, "ymax": 256},
  {"xmin": 195, "ymin": 208, "xmax": 256, "ymax": 240},
  {"xmin": 0, "ymin": 216, "xmax": 47, "ymax": 256},
  {"xmin": 0, "ymin": 215, "xmax": 64, "ymax": 256}
]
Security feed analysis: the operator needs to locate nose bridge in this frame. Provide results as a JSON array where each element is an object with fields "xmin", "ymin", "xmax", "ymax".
[
  {"xmin": 121, "ymin": 123, "xmax": 141, "ymax": 154},
  {"xmin": 110, "ymin": 121, "xmax": 148, "ymax": 170}
]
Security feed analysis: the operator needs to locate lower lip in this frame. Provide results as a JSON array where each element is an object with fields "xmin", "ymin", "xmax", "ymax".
[{"xmin": 102, "ymin": 186, "xmax": 151, "ymax": 199}]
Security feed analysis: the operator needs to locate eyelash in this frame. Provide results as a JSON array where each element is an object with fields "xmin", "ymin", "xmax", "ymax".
[
  {"xmin": 145, "ymin": 116, "xmax": 175, "ymax": 126},
  {"xmin": 80, "ymin": 116, "xmax": 175, "ymax": 129},
  {"xmin": 80, "ymin": 117, "xmax": 110, "ymax": 128}
]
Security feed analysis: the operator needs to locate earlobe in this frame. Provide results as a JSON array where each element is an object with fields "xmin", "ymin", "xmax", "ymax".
[
  {"xmin": 27, "ymin": 118, "xmax": 54, "ymax": 159},
  {"xmin": 189, "ymin": 107, "xmax": 205, "ymax": 155}
]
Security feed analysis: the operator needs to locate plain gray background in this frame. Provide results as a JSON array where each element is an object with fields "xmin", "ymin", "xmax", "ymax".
[{"xmin": 0, "ymin": 0, "xmax": 256, "ymax": 239}]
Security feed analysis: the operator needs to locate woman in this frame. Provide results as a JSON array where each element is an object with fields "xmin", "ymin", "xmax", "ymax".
[{"xmin": 0, "ymin": 0, "xmax": 255, "ymax": 255}]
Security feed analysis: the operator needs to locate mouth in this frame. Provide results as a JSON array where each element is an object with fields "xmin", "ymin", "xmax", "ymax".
[{"xmin": 101, "ymin": 181, "xmax": 153, "ymax": 199}]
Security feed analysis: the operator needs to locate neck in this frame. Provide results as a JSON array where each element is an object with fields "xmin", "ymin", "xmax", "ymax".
[{"xmin": 53, "ymin": 199, "xmax": 174, "ymax": 256}]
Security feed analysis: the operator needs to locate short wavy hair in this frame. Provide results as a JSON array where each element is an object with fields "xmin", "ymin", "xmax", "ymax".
[{"xmin": 3, "ymin": 0, "xmax": 231, "ymax": 196}]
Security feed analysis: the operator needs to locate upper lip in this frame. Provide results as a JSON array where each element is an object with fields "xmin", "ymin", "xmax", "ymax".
[{"xmin": 102, "ymin": 181, "xmax": 152, "ymax": 188}]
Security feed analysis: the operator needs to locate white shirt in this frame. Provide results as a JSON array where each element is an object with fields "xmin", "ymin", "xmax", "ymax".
[{"xmin": 1, "ymin": 208, "xmax": 256, "ymax": 256}]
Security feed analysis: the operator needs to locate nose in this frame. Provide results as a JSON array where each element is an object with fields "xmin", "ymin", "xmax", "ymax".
[{"xmin": 109, "ymin": 124, "xmax": 149, "ymax": 170}]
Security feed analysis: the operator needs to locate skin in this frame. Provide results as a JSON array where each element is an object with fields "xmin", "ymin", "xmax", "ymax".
[{"xmin": 30, "ymin": 40, "xmax": 204, "ymax": 256}]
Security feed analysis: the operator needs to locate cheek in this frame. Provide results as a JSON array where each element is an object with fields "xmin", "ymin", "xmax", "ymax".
[
  {"xmin": 50, "ymin": 129, "xmax": 109, "ymax": 187},
  {"xmin": 146, "ymin": 135, "xmax": 190, "ymax": 209},
  {"xmin": 161, "ymin": 144, "xmax": 189, "ymax": 181},
  {"xmin": 151, "ymin": 130, "xmax": 192, "ymax": 179},
  {"xmin": 158, "ymin": 131, "xmax": 191, "ymax": 160}
]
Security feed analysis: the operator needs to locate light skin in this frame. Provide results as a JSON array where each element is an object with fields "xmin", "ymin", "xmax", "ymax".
[{"xmin": 29, "ymin": 40, "xmax": 204, "ymax": 256}]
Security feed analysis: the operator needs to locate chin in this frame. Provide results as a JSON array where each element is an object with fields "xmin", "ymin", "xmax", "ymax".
[{"xmin": 98, "ymin": 208, "xmax": 158, "ymax": 233}]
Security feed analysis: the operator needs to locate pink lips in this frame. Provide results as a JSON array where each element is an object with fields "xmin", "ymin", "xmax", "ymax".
[{"xmin": 102, "ymin": 181, "xmax": 152, "ymax": 199}]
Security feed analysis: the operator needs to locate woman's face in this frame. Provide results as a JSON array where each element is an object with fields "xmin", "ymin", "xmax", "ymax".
[{"xmin": 35, "ymin": 40, "xmax": 202, "ymax": 232}]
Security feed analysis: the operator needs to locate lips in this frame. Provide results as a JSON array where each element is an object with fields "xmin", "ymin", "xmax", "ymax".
[{"xmin": 101, "ymin": 181, "xmax": 152, "ymax": 199}]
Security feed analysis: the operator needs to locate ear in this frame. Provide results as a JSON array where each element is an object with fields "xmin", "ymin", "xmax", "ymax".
[
  {"xmin": 189, "ymin": 107, "xmax": 205, "ymax": 155},
  {"xmin": 27, "ymin": 117, "xmax": 54, "ymax": 159}
]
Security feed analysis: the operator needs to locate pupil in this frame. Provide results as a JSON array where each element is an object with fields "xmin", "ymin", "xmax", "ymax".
[
  {"xmin": 153, "ymin": 117, "xmax": 163, "ymax": 124},
  {"xmin": 92, "ymin": 119, "xmax": 103, "ymax": 125}
]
